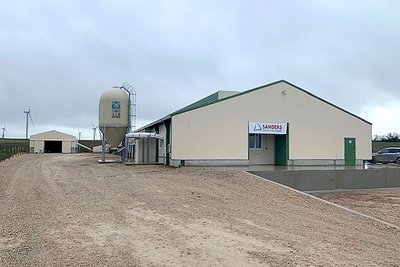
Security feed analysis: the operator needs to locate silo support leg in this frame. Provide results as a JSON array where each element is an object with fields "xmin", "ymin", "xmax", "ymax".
[{"xmin": 101, "ymin": 127, "xmax": 106, "ymax": 162}]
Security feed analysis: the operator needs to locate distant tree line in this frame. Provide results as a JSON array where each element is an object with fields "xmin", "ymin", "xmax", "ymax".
[{"xmin": 373, "ymin": 132, "xmax": 400, "ymax": 142}]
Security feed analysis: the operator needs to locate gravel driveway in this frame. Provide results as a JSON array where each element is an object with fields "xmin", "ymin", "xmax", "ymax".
[
  {"xmin": 0, "ymin": 154, "xmax": 399, "ymax": 266},
  {"xmin": 312, "ymin": 189, "xmax": 400, "ymax": 226}
]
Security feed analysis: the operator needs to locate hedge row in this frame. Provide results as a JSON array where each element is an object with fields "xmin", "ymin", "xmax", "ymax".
[{"xmin": 0, "ymin": 143, "xmax": 30, "ymax": 161}]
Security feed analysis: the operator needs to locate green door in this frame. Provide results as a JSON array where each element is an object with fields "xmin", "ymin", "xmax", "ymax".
[
  {"xmin": 344, "ymin": 138, "xmax": 356, "ymax": 166},
  {"xmin": 275, "ymin": 135, "xmax": 287, "ymax": 166}
]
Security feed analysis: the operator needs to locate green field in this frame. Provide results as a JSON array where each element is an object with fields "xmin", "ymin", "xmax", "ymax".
[{"xmin": 0, "ymin": 139, "xmax": 29, "ymax": 161}]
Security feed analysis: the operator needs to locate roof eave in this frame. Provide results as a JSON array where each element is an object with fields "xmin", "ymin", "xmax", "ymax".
[
  {"xmin": 281, "ymin": 80, "xmax": 372, "ymax": 125},
  {"xmin": 135, "ymin": 115, "xmax": 171, "ymax": 132},
  {"xmin": 137, "ymin": 79, "xmax": 372, "ymax": 130}
]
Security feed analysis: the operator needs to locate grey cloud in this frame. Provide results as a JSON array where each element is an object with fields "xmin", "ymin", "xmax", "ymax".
[{"xmin": 1, "ymin": 0, "xmax": 400, "ymax": 138}]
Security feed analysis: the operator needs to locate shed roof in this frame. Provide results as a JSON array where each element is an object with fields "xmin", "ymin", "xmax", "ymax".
[
  {"xmin": 172, "ymin": 90, "xmax": 239, "ymax": 115},
  {"xmin": 137, "ymin": 80, "xmax": 371, "ymax": 131},
  {"xmin": 30, "ymin": 130, "xmax": 77, "ymax": 141}
]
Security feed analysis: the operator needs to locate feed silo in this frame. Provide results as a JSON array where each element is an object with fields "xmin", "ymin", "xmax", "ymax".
[{"xmin": 99, "ymin": 87, "xmax": 129, "ymax": 148}]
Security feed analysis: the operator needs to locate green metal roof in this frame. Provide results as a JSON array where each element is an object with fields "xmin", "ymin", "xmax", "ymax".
[
  {"xmin": 171, "ymin": 90, "xmax": 240, "ymax": 115},
  {"xmin": 137, "ymin": 80, "xmax": 371, "ymax": 131},
  {"xmin": 172, "ymin": 92, "xmax": 220, "ymax": 115}
]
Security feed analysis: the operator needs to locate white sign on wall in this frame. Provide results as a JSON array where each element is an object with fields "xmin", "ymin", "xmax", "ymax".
[{"xmin": 248, "ymin": 122, "xmax": 287, "ymax": 135}]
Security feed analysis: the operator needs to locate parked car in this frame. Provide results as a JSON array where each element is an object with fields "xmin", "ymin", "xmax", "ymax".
[{"xmin": 371, "ymin": 147, "xmax": 400, "ymax": 164}]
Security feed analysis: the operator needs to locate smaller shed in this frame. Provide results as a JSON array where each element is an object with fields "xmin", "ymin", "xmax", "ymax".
[{"xmin": 30, "ymin": 130, "xmax": 77, "ymax": 154}]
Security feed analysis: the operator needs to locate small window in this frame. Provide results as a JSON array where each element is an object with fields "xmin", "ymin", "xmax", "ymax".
[{"xmin": 249, "ymin": 134, "xmax": 262, "ymax": 149}]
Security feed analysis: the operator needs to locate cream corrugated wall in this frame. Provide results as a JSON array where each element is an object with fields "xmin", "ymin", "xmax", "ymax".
[
  {"xmin": 62, "ymin": 141, "xmax": 77, "ymax": 153},
  {"xmin": 171, "ymin": 82, "xmax": 372, "ymax": 160},
  {"xmin": 30, "ymin": 140, "xmax": 44, "ymax": 153}
]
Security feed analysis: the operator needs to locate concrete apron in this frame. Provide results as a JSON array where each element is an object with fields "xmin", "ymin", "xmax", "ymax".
[
  {"xmin": 246, "ymin": 171, "xmax": 400, "ymax": 230},
  {"xmin": 249, "ymin": 168, "xmax": 400, "ymax": 192}
]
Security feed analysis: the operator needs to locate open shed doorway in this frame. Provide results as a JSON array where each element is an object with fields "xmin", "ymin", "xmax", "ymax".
[
  {"xmin": 249, "ymin": 134, "xmax": 275, "ymax": 165},
  {"xmin": 44, "ymin": 141, "xmax": 62, "ymax": 153}
]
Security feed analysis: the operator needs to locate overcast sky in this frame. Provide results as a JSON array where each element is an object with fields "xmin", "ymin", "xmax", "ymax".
[{"xmin": 1, "ymin": 0, "xmax": 399, "ymax": 139}]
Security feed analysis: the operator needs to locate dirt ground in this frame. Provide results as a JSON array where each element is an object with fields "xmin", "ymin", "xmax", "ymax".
[
  {"xmin": 0, "ymin": 154, "xmax": 399, "ymax": 266},
  {"xmin": 312, "ymin": 189, "xmax": 400, "ymax": 227}
]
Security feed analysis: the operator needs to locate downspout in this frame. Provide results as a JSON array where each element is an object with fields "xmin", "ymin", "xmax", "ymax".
[
  {"xmin": 165, "ymin": 120, "xmax": 171, "ymax": 166},
  {"xmin": 146, "ymin": 136, "xmax": 150, "ymax": 163},
  {"xmin": 101, "ymin": 127, "xmax": 106, "ymax": 162}
]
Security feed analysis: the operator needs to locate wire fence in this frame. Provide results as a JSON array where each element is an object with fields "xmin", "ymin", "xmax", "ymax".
[{"xmin": 0, "ymin": 142, "xmax": 30, "ymax": 161}]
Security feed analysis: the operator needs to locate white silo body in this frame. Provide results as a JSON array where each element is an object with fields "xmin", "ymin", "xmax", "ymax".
[{"xmin": 99, "ymin": 87, "xmax": 129, "ymax": 147}]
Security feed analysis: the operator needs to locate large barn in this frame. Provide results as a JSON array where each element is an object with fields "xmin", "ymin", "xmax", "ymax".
[
  {"xmin": 30, "ymin": 130, "xmax": 77, "ymax": 154},
  {"xmin": 135, "ymin": 80, "xmax": 372, "ymax": 167}
]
